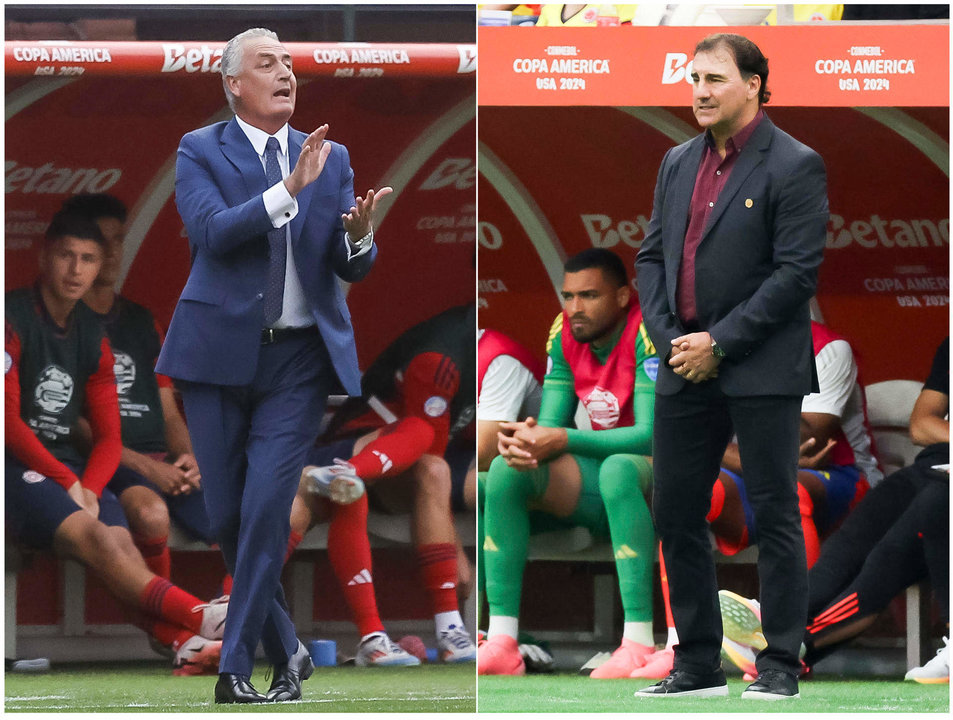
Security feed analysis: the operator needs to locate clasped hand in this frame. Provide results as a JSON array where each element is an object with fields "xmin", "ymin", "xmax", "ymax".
[
  {"xmin": 496, "ymin": 417, "xmax": 567, "ymax": 470},
  {"xmin": 669, "ymin": 331, "xmax": 721, "ymax": 383}
]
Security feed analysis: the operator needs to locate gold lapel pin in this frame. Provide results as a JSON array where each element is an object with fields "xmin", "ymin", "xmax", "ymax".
[{"xmin": 745, "ymin": 198, "xmax": 753, "ymax": 208}]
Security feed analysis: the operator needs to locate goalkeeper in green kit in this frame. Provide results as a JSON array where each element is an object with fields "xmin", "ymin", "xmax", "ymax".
[{"xmin": 478, "ymin": 248, "xmax": 659, "ymax": 677}]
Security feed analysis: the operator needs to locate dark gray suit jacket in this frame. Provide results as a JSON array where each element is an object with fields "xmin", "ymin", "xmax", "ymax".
[{"xmin": 636, "ymin": 114, "xmax": 828, "ymax": 397}]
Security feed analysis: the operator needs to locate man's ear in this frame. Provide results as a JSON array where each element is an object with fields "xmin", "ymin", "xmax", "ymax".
[
  {"xmin": 617, "ymin": 284, "xmax": 632, "ymax": 308},
  {"xmin": 226, "ymin": 75, "xmax": 241, "ymax": 100},
  {"xmin": 746, "ymin": 73, "xmax": 761, "ymax": 102}
]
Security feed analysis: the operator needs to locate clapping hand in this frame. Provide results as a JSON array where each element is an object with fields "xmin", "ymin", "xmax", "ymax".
[{"xmin": 343, "ymin": 186, "xmax": 394, "ymax": 242}]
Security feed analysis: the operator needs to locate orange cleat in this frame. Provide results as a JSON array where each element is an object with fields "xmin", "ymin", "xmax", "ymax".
[
  {"xmin": 629, "ymin": 647, "xmax": 675, "ymax": 679},
  {"xmin": 477, "ymin": 634, "xmax": 526, "ymax": 676},
  {"xmin": 590, "ymin": 639, "xmax": 654, "ymax": 679}
]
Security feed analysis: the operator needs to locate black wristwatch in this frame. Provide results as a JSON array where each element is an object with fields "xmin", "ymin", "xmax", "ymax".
[{"xmin": 710, "ymin": 338, "xmax": 726, "ymax": 359}]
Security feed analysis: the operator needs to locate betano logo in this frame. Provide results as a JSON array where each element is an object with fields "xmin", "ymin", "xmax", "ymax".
[
  {"xmin": 581, "ymin": 211, "xmax": 949, "ymax": 250},
  {"xmin": 661, "ymin": 52, "xmax": 694, "ymax": 85},
  {"xmin": 6, "ymin": 161, "xmax": 121, "ymax": 195},
  {"xmin": 161, "ymin": 44, "xmax": 223, "ymax": 73}
]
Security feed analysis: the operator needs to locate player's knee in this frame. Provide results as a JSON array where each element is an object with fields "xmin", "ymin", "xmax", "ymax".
[
  {"xmin": 414, "ymin": 454, "xmax": 452, "ymax": 500},
  {"xmin": 485, "ymin": 455, "xmax": 530, "ymax": 504},
  {"xmin": 597, "ymin": 455, "xmax": 639, "ymax": 504},
  {"xmin": 125, "ymin": 496, "xmax": 171, "ymax": 538}
]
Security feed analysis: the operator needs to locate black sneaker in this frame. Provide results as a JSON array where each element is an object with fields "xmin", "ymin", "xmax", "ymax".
[
  {"xmin": 742, "ymin": 669, "xmax": 800, "ymax": 700},
  {"xmin": 635, "ymin": 668, "xmax": 729, "ymax": 698}
]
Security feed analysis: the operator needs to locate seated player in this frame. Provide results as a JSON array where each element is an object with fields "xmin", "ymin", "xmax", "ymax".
[
  {"xmin": 479, "ymin": 248, "xmax": 657, "ymax": 678},
  {"xmin": 66, "ymin": 194, "xmax": 215, "ymax": 584},
  {"xmin": 5, "ymin": 210, "xmax": 228, "ymax": 675},
  {"xmin": 535, "ymin": 4, "xmax": 636, "ymax": 26},
  {"xmin": 474, "ymin": 329, "xmax": 550, "ymax": 667},
  {"xmin": 638, "ymin": 321, "xmax": 880, "ymax": 679},
  {"xmin": 288, "ymin": 304, "xmax": 478, "ymax": 664},
  {"xmin": 720, "ymin": 337, "xmax": 949, "ymax": 683}
]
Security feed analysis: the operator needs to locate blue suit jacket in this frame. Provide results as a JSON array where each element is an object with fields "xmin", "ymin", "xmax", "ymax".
[
  {"xmin": 156, "ymin": 117, "xmax": 375, "ymax": 394},
  {"xmin": 636, "ymin": 115, "xmax": 828, "ymax": 397}
]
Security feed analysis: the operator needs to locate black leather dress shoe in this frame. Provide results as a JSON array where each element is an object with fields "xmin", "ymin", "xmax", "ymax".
[
  {"xmin": 214, "ymin": 673, "xmax": 267, "ymax": 704},
  {"xmin": 635, "ymin": 668, "xmax": 729, "ymax": 697},
  {"xmin": 742, "ymin": 669, "xmax": 800, "ymax": 699},
  {"xmin": 266, "ymin": 640, "xmax": 315, "ymax": 702}
]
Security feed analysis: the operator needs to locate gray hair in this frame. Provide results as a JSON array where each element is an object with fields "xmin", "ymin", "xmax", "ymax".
[{"xmin": 221, "ymin": 27, "xmax": 280, "ymax": 112}]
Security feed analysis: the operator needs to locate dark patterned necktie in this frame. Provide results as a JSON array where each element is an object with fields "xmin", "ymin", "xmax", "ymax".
[{"xmin": 263, "ymin": 136, "xmax": 286, "ymax": 325}]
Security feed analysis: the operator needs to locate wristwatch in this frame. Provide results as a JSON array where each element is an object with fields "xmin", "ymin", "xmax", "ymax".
[{"xmin": 710, "ymin": 338, "xmax": 726, "ymax": 359}]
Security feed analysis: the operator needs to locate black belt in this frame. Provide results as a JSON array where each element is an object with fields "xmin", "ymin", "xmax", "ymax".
[{"xmin": 260, "ymin": 326, "xmax": 315, "ymax": 345}]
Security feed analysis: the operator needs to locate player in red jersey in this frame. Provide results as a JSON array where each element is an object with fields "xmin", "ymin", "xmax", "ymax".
[{"xmin": 5, "ymin": 210, "xmax": 227, "ymax": 675}]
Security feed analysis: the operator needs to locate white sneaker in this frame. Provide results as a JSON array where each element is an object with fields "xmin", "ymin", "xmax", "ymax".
[
  {"xmin": 904, "ymin": 637, "xmax": 949, "ymax": 684},
  {"xmin": 193, "ymin": 595, "xmax": 229, "ymax": 641},
  {"xmin": 172, "ymin": 634, "xmax": 222, "ymax": 676},
  {"xmin": 438, "ymin": 625, "xmax": 477, "ymax": 663},
  {"xmin": 356, "ymin": 633, "xmax": 421, "ymax": 667},
  {"xmin": 303, "ymin": 461, "xmax": 365, "ymax": 504}
]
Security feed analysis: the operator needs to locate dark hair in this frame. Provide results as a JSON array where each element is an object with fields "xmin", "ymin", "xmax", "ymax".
[
  {"xmin": 60, "ymin": 193, "xmax": 128, "ymax": 224},
  {"xmin": 695, "ymin": 33, "xmax": 771, "ymax": 105},
  {"xmin": 44, "ymin": 209, "xmax": 107, "ymax": 248},
  {"xmin": 564, "ymin": 248, "xmax": 627, "ymax": 288}
]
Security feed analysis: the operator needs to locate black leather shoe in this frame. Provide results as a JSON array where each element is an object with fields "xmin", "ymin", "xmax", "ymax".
[
  {"xmin": 742, "ymin": 669, "xmax": 800, "ymax": 700},
  {"xmin": 266, "ymin": 640, "xmax": 315, "ymax": 702},
  {"xmin": 214, "ymin": 673, "xmax": 267, "ymax": 704},
  {"xmin": 635, "ymin": 668, "xmax": 729, "ymax": 697}
]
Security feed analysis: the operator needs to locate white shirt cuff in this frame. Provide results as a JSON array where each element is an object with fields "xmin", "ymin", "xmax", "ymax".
[
  {"xmin": 264, "ymin": 181, "xmax": 298, "ymax": 228},
  {"xmin": 346, "ymin": 229, "xmax": 374, "ymax": 261}
]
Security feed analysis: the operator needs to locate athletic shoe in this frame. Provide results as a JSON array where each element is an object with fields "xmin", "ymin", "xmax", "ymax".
[
  {"xmin": 477, "ymin": 635, "xmax": 526, "ymax": 676},
  {"xmin": 172, "ymin": 635, "xmax": 222, "ymax": 676},
  {"xmin": 355, "ymin": 632, "xmax": 421, "ymax": 667},
  {"xmin": 904, "ymin": 637, "xmax": 949, "ymax": 684},
  {"xmin": 302, "ymin": 462, "xmax": 365, "ymax": 505},
  {"xmin": 635, "ymin": 668, "xmax": 728, "ymax": 697},
  {"xmin": 518, "ymin": 633, "xmax": 555, "ymax": 674},
  {"xmin": 719, "ymin": 590, "xmax": 766, "ymax": 652},
  {"xmin": 590, "ymin": 638, "xmax": 654, "ymax": 679},
  {"xmin": 721, "ymin": 635, "xmax": 758, "ymax": 677},
  {"xmin": 742, "ymin": 668, "xmax": 800, "ymax": 699},
  {"xmin": 194, "ymin": 595, "xmax": 229, "ymax": 641},
  {"xmin": 629, "ymin": 647, "xmax": 675, "ymax": 679},
  {"xmin": 438, "ymin": 625, "xmax": 477, "ymax": 663}
]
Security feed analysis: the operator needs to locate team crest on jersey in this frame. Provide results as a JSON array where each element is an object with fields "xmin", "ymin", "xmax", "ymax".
[
  {"xmin": 583, "ymin": 386, "xmax": 620, "ymax": 429},
  {"xmin": 22, "ymin": 471, "xmax": 45, "ymax": 484},
  {"xmin": 644, "ymin": 357, "xmax": 659, "ymax": 382},
  {"xmin": 5, "ymin": 352, "xmax": 11, "ymax": 375},
  {"xmin": 424, "ymin": 395, "xmax": 448, "ymax": 417},
  {"xmin": 112, "ymin": 351, "xmax": 136, "ymax": 395},
  {"xmin": 34, "ymin": 365, "xmax": 74, "ymax": 414}
]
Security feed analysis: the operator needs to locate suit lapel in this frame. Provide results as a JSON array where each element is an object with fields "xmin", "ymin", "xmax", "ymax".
[
  {"xmin": 287, "ymin": 128, "xmax": 312, "ymax": 246},
  {"xmin": 701, "ymin": 116, "xmax": 773, "ymax": 241},
  {"xmin": 220, "ymin": 117, "xmax": 267, "ymax": 199}
]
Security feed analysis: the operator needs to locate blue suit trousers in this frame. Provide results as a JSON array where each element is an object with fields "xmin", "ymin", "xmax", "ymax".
[{"xmin": 180, "ymin": 330, "xmax": 330, "ymax": 677}]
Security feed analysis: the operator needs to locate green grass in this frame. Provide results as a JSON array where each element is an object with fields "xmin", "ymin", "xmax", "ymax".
[
  {"xmin": 5, "ymin": 660, "xmax": 475, "ymax": 713},
  {"xmin": 477, "ymin": 674, "xmax": 950, "ymax": 713}
]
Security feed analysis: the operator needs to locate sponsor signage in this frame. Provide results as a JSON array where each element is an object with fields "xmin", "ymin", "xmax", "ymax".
[
  {"xmin": 478, "ymin": 25, "xmax": 948, "ymax": 106},
  {"xmin": 6, "ymin": 41, "xmax": 476, "ymax": 78}
]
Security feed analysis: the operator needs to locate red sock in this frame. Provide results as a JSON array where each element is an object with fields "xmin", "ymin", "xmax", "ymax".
[
  {"xmin": 135, "ymin": 534, "xmax": 171, "ymax": 579},
  {"xmin": 139, "ymin": 576, "xmax": 204, "ymax": 634},
  {"xmin": 706, "ymin": 480, "xmax": 726, "ymax": 523},
  {"xmin": 221, "ymin": 574, "xmax": 233, "ymax": 596},
  {"xmin": 417, "ymin": 543, "xmax": 458, "ymax": 614},
  {"xmin": 136, "ymin": 615, "xmax": 193, "ymax": 648},
  {"xmin": 349, "ymin": 417, "xmax": 435, "ymax": 482},
  {"xmin": 328, "ymin": 496, "xmax": 385, "ymax": 637},
  {"xmin": 659, "ymin": 541, "xmax": 675, "ymax": 631},
  {"xmin": 284, "ymin": 530, "xmax": 304, "ymax": 564},
  {"xmin": 798, "ymin": 483, "xmax": 821, "ymax": 568}
]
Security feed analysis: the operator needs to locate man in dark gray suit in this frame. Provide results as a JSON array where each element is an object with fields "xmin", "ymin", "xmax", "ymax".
[{"xmin": 634, "ymin": 33, "xmax": 828, "ymax": 700}]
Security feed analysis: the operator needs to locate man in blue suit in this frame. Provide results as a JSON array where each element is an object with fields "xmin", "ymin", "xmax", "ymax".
[
  {"xmin": 634, "ymin": 34, "xmax": 828, "ymax": 700},
  {"xmin": 156, "ymin": 27, "xmax": 391, "ymax": 704}
]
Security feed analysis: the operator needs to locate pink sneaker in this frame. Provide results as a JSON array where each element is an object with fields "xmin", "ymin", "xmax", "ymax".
[
  {"xmin": 477, "ymin": 635, "xmax": 526, "ymax": 676},
  {"xmin": 629, "ymin": 647, "xmax": 675, "ymax": 679},
  {"xmin": 590, "ymin": 639, "xmax": 654, "ymax": 679}
]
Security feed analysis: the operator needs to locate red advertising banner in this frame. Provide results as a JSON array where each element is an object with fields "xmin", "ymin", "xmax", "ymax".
[
  {"xmin": 6, "ymin": 41, "xmax": 476, "ymax": 80},
  {"xmin": 478, "ymin": 25, "xmax": 948, "ymax": 106},
  {"xmin": 6, "ymin": 69, "xmax": 474, "ymax": 369},
  {"xmin": 478, "ymin": 105, "xmax": 948, "ymax": 385}
]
